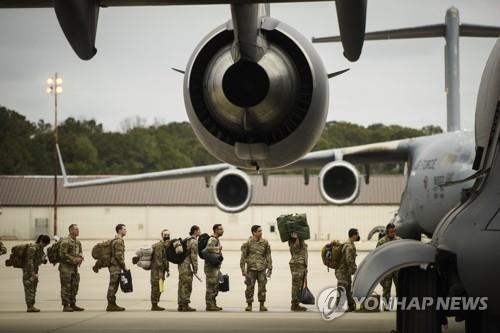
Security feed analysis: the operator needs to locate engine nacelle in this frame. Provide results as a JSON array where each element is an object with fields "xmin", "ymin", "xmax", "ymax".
[
  {"xmin": 184, "ymin": 17, "xmax": 329, "ymax": 171},
  {"xmin": 212, "ymin": 169, "xmax": 252, "ymax": 213},
  {"xmin": 319, "ymin": 161, "xmax": 360, "ymax": 205}
]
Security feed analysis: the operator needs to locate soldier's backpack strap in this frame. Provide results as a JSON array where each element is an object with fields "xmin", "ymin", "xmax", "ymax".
[{"xmin": 245, "ymin": 239, "xmax": 251, "ymax": 258}]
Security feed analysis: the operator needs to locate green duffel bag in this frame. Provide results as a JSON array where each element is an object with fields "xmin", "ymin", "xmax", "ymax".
[{"xmin": 277, "ymin": 213, "xmax": 310, "ymax": 242}]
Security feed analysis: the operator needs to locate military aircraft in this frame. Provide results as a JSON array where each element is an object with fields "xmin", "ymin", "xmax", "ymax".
[
  {"xmin": 55, "ymin": 7, "xmax": 500, "ymax": 332},
  {"xmin": 352, "ymin": 36, "xmax": 500, "ymax": 333},
  {"xmin": 0, "ymin": 0, "xmax": 368, "ymax": 170},
  {"xmin": 311, "ymin": 8, "xmax": 500, "ymax": 333}
]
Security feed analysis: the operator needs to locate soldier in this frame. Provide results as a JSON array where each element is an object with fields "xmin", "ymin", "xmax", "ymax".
[
  {"xmin": 0, "ymin": 241, "xmax": 6, "ymax": 256},
  {"xmin": 335, "ymin": 228, "xmax": 360, "ymax": 312},
  {"xmin": 205, "ymin": 224, "xmax": 224, "ymax": 311},
  {"xmin": 23, "ymin": 235, "xmax": 50, "ymax": 312},
  {"xmin": 59, "ymin": 224, "xmax": 84, "ymax": 312},
  {"xmin": 106, "ymin": 224, "xmax": 128, "ymax": 312},
  {"xmin": 178, "ymin": 225, "xmax": 200, "ymax": 312},
  {"xmin": 240, "ymin": 225, "xmax": 272, "ymax": 312},
  {"xmin": 150, "ymin": 229, "xmax": 171, "ymax": 311},
  {"xmin": 288, "ymin": 231, "xmax": 308, "ymax": 311},
  {"xmin": 377, "ymin": 223, "xmax": 400, "ymax": 310}
]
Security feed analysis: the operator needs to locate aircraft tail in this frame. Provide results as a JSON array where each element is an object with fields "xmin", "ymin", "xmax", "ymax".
[
  {"xmin": 312, "ymin": 24, "xmax": 500, "ymax": 43},
  {"xmin": 312, "ymin": 7, "xmax": 500, "ymax": 133}
]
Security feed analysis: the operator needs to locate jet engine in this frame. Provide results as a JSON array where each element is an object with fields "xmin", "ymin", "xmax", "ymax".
[
  {"xmin": 319, "ymin": 161, "xmax": 360, "ymax": 204},
  {"xmin": 184, "ymin": 17, "xmax": 329, "ymax": 171},
  {"xmin": 212, "ymin": 169, "xmax": 252, "ymax": 213}
]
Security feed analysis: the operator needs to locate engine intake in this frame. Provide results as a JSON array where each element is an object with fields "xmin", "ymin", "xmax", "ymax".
[
  {"xmin": 184, "ymin": 17, "xmax": 328, "ymax": 170},
  {"xmin": 319, "ymin": 161, "xmax": 360, "ymax": 205},
  {"xmin": 212, "ymin": 169, "xmax": 252, "ymax": 213}
]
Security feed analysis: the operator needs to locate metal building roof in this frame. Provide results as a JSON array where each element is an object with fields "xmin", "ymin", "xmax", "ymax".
[{"xmin": 0, "ymin": 174, "xmax": 405, "ymax": 206}]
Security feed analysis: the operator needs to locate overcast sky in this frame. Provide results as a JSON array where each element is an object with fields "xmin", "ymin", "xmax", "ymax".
[{"xmin": 0, "ymin": 0, "xmax": 499, "ymax": 132}]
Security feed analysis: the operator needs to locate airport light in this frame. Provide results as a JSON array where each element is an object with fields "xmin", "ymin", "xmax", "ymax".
[{"xmin": 46, "ymin": 73, "xmax": 62, "ymax": 237}]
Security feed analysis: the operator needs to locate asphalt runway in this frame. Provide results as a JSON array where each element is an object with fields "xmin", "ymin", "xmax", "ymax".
[{"xmin": 0, "ymin": 241, "xmax": 465, "ymax": 332}]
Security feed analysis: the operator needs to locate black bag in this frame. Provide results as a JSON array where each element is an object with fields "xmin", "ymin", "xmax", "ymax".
[
  {"xmin": 300, "ymin": 286, "xmax": 315, "ymax": 305},
  {"xmin": 198, "ymin": 233, "xmax": 210, "ymax": 259},
  {"xmin": 201, "ymin": 248, "xmax": 224, "ymax": 267},
  {"xmin": 219, "ymin": 274, "xmax": 229, "ymax": 292},
  {"xmin": 300, "ymin": 273, "xmax": 315, "ymax": 305},
  {"xmin": 119, "ymin": 270, "xmax": 133, "ymax": 293},
  {"xmin": 165, "ymin": 238, "xmax": 188, "ymax": 264}
]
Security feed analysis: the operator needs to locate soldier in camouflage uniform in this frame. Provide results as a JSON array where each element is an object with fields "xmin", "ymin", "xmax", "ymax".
[
  {"xmin": 288, "ymin": 232, "xmax": 308, "ymax": 311},
  {"xmin": 59, "ymin": 224, "xmax": 84, "ymax": 312},
  {"xmin": 376, "ymin": 223, "xmax": 400, "ymax": 310},
  {"xmin": 178, "ymin": 225, "xmax": 200, "ymax": 312},
  {"xmin": 106, "ymin": 224, "xmax": 128, "ymax": 312},
  {"xmin": 205, "ymin": 224, "xmax": 224, "ymax": 311},
  {"xmin": 0, "ymin": 241, "xmax": 6, "ymax": 256},
  {"xmin": 23, "ymin": 235, "xmax": 50, "ymax": 312},
  {"xmin": 150, "ymin": 229, "xmax": 171, "ymax": 311},
  {"xmin": 335, "ymin": 228, "xmax": 360, "ymax": 312},
  {"xmin": 240, "ymin": 225, "xmax": 272, "ymax": 312}
]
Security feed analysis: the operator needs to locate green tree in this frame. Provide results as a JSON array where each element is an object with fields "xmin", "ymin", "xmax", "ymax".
[{"xmin": 0, "ymin": 106, "xmax": 35, "ymax": 174}]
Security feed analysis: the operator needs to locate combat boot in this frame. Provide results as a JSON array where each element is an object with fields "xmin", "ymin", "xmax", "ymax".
[
  {"xmin": 27, "ymin": 305, "xmax": 40, "ymax": 313},
  {"xmin": 184, "ymin": 304, "xmax": 196, "ymax": 312},
  {"xmin": 106, "ymin": 301, "xmax": 125, "ymax": 312},
  {"xmin": 291, "ymin": 303, "xmax": 307, "ymax": 312},
  {"xmin": 62, "ymin": 304, "xmax": 74, "ymax": 312},
  {"xmin": 206, "ymin": 304, "xmax": 221, "ymax": 311},
  {"xmin": 259, "ymin": 302, "xmax": 268, "ymax": 312},
  {"xmin": 245, "ymin": 302, "xmax": 252, "ymax": 312},
  {"xmin": 179, "ymin": 303, "xmax": 196, "ymax": 312},
  {"xmin": 151, "ymin": 303, "xmax": 165, "ymax": 311},
  {"xmin": 70, "ymin": 303, "xmax": 85, "ymax": 311}
]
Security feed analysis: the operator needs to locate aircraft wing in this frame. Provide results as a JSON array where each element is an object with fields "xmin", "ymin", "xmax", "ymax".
[
  {"xmin": 58, "ymin": 138, "xmax": 413, "ymax": 188},
  {"xmin": 57, "ymin": 137, "xmax": 414, "ymax": 211},
  {"xmin": 285, "ymin": 138, "xmax": 412, "ymax": 170},
  {"xmin": 57, "ymin": 145, "xmax": 232, "ymax": 188}
]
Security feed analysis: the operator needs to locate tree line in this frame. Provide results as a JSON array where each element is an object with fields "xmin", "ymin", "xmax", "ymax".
[{"xmin": 0, "ymin": 106, "xmax": 442, "ymax": 175}]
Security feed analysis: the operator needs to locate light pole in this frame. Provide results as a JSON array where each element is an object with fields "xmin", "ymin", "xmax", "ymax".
[{"xmin": 46, "ymin": 73, "xmax": 62, "ymax": 237}]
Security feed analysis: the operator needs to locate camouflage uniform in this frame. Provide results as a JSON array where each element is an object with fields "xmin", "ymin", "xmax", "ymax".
[
  {"xmin": 22, "ymin": 243, "xmax": 45, "ymax": 307},
  {"xmin": 178, "ymin": 237, "xmax": 198, "ymax": 306},
  {"xmin": 58, "ymin": 237, "xmax": 83, "ymax": 306},
  {"xmin": 240, "ymin": 238, "xmax": 272, "ymax": 303},
  {"xmin": 150, "ymin": 240, "xmax": 170, "ymax": 304},
  {"xmin": 376, "ymin": 235, "xmax": 400, "ymax": 305},
  {"xmin": 0, "ymin": 241, "xmax": 6, "ymax": 256},
  {"xmin": 107, "ymin": 236, "xmax": 126, "ymax": 303},
  {"xmin": 204, "ymin": 236, "xmax": 221, "ymax": 306},
  {"xmin": 335, "ymin": 240, "xmax": 357, "ymax": 310},
  {"xmin": 288, "ymin": 239, "xmax": 308, "ymax": 305}
]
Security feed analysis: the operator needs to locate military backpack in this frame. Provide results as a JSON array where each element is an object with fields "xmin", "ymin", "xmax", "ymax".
[
  {"xmin": 5, "ymin": 244, "xmax": 29, "ymax": 268},
  {"xmin": 197, "ymin": 233, "xmax": 210, "ymax": 259},
  {"xmin": 133, "ymin": 245, "xmax": 153, "ymax": 270},
  {"xmin": 91, "ymin": 239, "xmax": 117, "ymax": 272},
  {"xmin": 47, "ymin": 238, "xmax": 63, "ymax": 265},
  {"xmin": 166, "ymin": 238, "xmax": 188, "ymax": 264},
  {"xmin": 321, "ymin": 240, "xmax": 344, "ymax": 271}
]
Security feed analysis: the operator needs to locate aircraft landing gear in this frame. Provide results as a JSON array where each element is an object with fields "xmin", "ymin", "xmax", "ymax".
[{"xmin": 396, "ymin": 266, "xmax": 442, "ymax": 333}]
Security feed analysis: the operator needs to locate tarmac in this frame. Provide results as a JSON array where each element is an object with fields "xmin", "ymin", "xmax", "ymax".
[{"xmin": 0, "ymin": 240, "xmax": 465, "ymax": 333}]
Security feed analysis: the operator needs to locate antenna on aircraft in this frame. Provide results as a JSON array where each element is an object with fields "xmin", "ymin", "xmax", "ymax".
[{"xmin": 312, "ymin": 7, "xmax": 500, "ymax": 132}]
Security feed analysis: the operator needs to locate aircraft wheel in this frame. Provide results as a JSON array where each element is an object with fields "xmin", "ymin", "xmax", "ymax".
[{"xmin": 396, "ymin": 266, "xmax": 442, "ymax": 333}]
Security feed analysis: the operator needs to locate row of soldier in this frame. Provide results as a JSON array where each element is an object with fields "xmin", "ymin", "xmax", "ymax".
[{"xmin": 0, "ymin": 222, "xmax": 400, "ymax": 313}]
